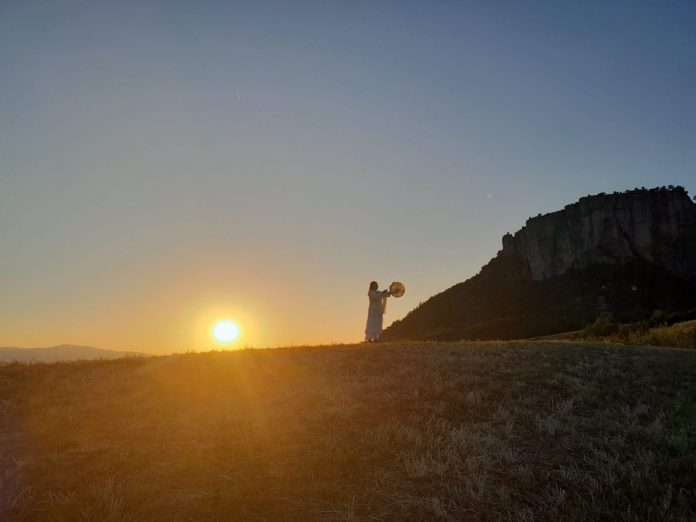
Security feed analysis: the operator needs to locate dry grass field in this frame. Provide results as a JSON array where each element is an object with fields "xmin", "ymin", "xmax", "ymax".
[
  {"xmin": 611, "ymin": 320, "xmax": 696, "ymax": 350},
  {"xmin": 1, "ymin": 341, "xmax": 695, "ymax": 521}
]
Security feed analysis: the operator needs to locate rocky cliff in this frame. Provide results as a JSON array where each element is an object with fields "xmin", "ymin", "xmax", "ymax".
[
  {"xmin": 382, "ymin": 187, "xmax": 696, "ymax": 341},
  {"xmin": 502, "ymin": 187, "xmax": 696, "ymax": 280}
]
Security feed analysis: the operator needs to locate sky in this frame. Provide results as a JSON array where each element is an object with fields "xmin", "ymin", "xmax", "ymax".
[{"xmin": 1, "ymin": 1, "xmax": 695, "ymax": 353}]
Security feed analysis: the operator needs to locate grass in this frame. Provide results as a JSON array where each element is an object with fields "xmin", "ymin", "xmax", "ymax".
[
  {"xmin": 609, "ymin": 320, "xmax": 696, "ymax": 350},
  {"xmin": 1, "ymin": 341, "xmax": 695, "ymax": 520},
  {"xmin": 541, "ymin": 319, "xmax": 696, "ymax": 349}
]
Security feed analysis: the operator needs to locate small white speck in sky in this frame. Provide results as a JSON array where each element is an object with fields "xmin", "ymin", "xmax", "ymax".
[{"xmin": 486, "ymin": 193, "xmax": 493, "ymax": 200}]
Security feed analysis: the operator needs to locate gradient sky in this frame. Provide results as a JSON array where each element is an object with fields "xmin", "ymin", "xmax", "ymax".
[{"xmin": 2, "ymin": 1, "xmax": 695, "ymax": 353}]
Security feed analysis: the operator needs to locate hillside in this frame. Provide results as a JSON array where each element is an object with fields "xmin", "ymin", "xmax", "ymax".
[
  {"xmin": 1, "ymin": 342, "xmax": 695, "ymax": 520},
  {"xmin": 0, "ymin": 344, "xmax": 146, "ymax": 363},
  {"xmin": 383, "ymin": 187, "xmax": 696, "ymax": 341}
]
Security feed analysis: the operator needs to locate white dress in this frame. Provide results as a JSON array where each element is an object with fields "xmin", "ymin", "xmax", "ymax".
[{"xmin": 365, "ymin": 290, "xmax": 390, "ymax": 341}]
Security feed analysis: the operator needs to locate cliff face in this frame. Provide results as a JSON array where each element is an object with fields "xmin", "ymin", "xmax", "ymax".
[
  {"xmin": 502, "ymin": 188, "xmax": 696, "ymax": 280},
  {"xmin": 381, "ymin": 187, "xmax": 696, "ymax": 342}
]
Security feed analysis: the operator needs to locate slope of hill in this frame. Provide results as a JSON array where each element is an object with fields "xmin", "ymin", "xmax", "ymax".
[
  {"xmin": 0, "ymin": 344, "xmax": 145, "ymax": 363},
  {"xmin": 1, "ymin": 342, "xmax": 694, "ymax": 520},
  {"xmin": 383, "ymin": 187, "xmax": 696, "ymax": 341}
]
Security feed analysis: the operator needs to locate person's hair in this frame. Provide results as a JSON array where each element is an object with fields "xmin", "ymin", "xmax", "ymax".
[{"xmin": 369, "ymin": 281, "xmax": 378, "ymax": 292}]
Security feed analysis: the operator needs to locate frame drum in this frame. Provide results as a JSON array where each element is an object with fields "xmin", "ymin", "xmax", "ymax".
[{"xmin": 389, "ymin": 282, "xmax": 405, "ymax": 298}]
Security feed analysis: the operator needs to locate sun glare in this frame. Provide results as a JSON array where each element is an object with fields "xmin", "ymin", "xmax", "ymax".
[{"xmin": 212, "ymin": 320, "xmax": 240, "ymax": 343}]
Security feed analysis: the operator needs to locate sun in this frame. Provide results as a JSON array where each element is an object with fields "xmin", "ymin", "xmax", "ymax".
[{"xmin": 212, "ymin": 320, "xmax": 240, "ymax": 343}]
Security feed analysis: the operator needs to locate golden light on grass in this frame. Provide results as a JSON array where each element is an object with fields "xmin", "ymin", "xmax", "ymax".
[
  {"xmin": 212, "ymin": 320, "xmax": 240, "ymax": 344},
  {"xmin": 8, "ymin": 341, "xmax": 696, "ymax": 520}
]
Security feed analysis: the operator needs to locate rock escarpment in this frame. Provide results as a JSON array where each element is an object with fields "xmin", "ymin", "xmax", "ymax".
[
  {"xmin": 502, "ymin": 188, "xmax": 696, "ymax": 280},
  {"xmin": 382, "ymin": 187, "xmax": 696, "ymax": 341}
]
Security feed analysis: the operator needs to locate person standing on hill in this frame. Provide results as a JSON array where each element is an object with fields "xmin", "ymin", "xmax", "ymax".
[{"xmin": 365, "ymin": 281, "xmax": 392, "ymax": 342}]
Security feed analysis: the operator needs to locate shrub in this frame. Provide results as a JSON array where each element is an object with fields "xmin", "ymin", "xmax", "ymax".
[
  {"xmin": 649, "ymin": 309, "xmax": 670, "ymax": 327},
  {"xmin": 584, "ymin": 312, "xmax": 618, "ymax": 337}
]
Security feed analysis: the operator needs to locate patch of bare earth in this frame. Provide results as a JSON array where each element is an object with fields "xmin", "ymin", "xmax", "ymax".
[{"xmin": 1, "ymin": 342, "xmax": 695, "ymax": 520}]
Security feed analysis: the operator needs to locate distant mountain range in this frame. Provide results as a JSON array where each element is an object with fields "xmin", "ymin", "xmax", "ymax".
[
  {"xmin": 383, "ymin": 187, "xmax": 696, "ymax": 341},
  {"xmin": 0, "ymin": 344, "xmax": 147, "ymax": 363}
]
